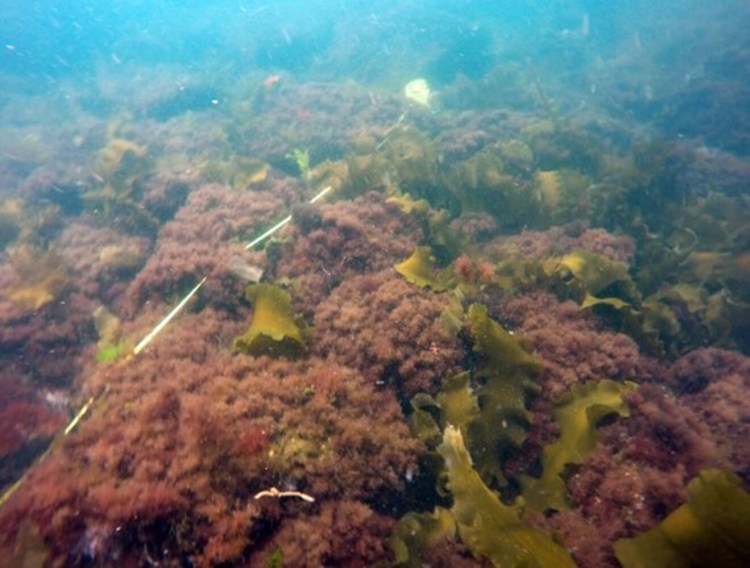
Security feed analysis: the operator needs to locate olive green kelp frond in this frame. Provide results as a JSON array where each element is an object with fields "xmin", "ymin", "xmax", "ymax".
[
  {"xmin": 438, "ymin": 425, "xmax": 576, "ymax": 567},
  {"xmin": 614, "ymin": 469, "xmax": 750, "ymax": 568},
  {"xmin": 388, "ymin": 507, "xmax": 456, "ymax": 568},
  {"xmin": 8, "ymin": 245, "xmax": 68, "ymax": 312},
  {"xmin": 467, "ymin": 303, "xmax": 541, "ymax": 487},
  {"xmin": 395, "ymin": 246, "xmax": 454, "ymax": 292},
  {"xmin": 543, "ymin": 249, "xmax": 640, "ymax": 304},
  {"xmin": 409, "ymin": 372, "xmax": 479, "ymax": 447},
  {"xmin": 232, "ymin": 283, "xmax": 309, "ymax": 358},
  {"xmin": 521, "ymin": 379, "xmax": 637, "ymax": 512}
]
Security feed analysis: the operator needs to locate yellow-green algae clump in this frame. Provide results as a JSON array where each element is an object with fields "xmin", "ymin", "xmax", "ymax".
[
  {"xmin": 233, "ymin": 283, "xmax": 308, "ymax": 358},
  {"xmin": 199, "ymin": 155, "xmax": 270, "ymax": 189},
  {"xmin": 438, "ymin": 425, "xmax": 575, "ymax": 567},
  {"xmin": 467, "ymin": 303, "xmax": 542, "ymax": 487},
  {"xmin": 614, "ymin": 469, "xmax": 750, "ymax": 568},
  {"xmin": 394, "ymin": 246, "xmax": 453, "ymax": 292},
  {"xmin": 408, "ymin": 303, "xmax": 543, "ymax": 489},
  {"xmin": 389, "ymin": 507, "xmax": 456, "ymax": 567},
  {"xmin": 7, "ymin": 245, "xmax": 68, "ymax": 312},
  {"xmin": 93, "ymin": 305, "xmax": 130, "ymax": 363},
  {"xmin": 521, "ymin": 379, "xmax": 637, "ymax": 512},
  {"xmin": 409, "ymin": 371, "xmax": 478, "ymax": 448},
  {"xmin": 543, "ymin": 249, "xmax": 640, "ymax": 304},
  {"xmin": 90, "ymin": 138, "xmax": 153, "ymax": 207},
  {"xmin": 80, "ymin": 136, "xmax": 160, "ymax": 234}
]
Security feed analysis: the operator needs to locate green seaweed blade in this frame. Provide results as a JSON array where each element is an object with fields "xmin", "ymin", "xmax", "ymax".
[
  {"xmin": 521, "ymin": 379, "xmax": 637, "ymax": 512},
  {"xmin": 439, "ymin": 425, "xmax": 576, "ymax": 567},
  {"xmin": 614, "ymin": 469, "xmax": 750, "ymax": 568},
  {"xmin": 467, "ymin": 303, "xmax": 541, "ymax": 487}
]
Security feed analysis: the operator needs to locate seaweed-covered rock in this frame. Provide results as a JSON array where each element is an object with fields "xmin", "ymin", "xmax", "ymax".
[{"xmin": 312, "ymin": 270, "xmax": 463, "ymax": 398}]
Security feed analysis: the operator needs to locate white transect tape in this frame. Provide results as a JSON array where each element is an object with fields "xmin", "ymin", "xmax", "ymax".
[
  {"xmin": 243, "ymin": 185, "xmax": 332, "ymax": 249},
  {"xmin": 133, "ymin": 276, "xmax": 208, "ymax": 355},
  {"xmin": 244, "ymin": 215, "xmax": 292, "ymax": 250}
]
